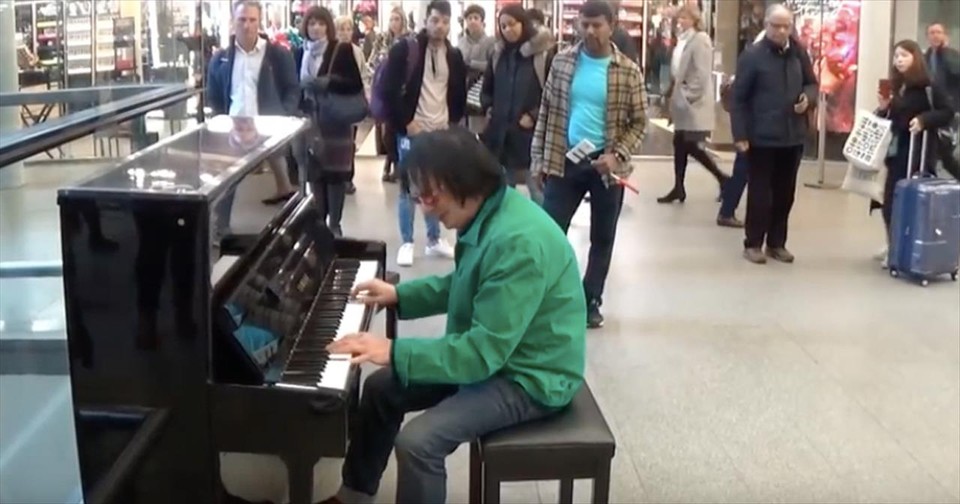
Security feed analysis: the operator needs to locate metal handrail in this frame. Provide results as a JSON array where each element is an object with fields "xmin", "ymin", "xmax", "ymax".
[
  {"xmin": 0, "ymin": 84, "xmax": 200, "ymax": 168},
  {"xmin": 0, "ymin": 261, "xmax": 63, "ymax": 279}
]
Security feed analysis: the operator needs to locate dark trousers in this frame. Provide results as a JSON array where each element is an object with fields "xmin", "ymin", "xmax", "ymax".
[
  {"xmin": 341, "ymin": 368, "xmax": 555, "ymax": 503},
  {"xmin": 744, "ymin": 145, "xmax": 804, "ymax": 249},
  {"xmin": 311, "ymin": 180, "xmax": 346, "ymax": 237},
  {"xmin": 542, "ymin": 159, "xmax": 625, "ymax": 304},
  {"xmin": 719, "ymin": 152, "xmax": 749, "ymax": 218},
  {"xmin": 672, "ymin": 131, "xmax": 726, "ymax": 188},
  {"xmin": 936, "ymin": 133, "xmax": 960, "ymax": 180}
]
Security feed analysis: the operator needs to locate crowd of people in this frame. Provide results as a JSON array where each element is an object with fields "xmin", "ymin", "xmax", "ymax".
[
  {"xmin": 209, "ymin": 0, "xmax": 959, "ymax": 329},
  {"xmin": 207, "ymin": 2, "xmax": 958, "ymax": 502}
]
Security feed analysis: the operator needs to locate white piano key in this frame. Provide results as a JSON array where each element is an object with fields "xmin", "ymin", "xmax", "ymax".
[
  {"xmin": 352, "ymin": 260, "xmax": 379, "ymax": 291},
  {"xmin": 317, "ymin": 359, "xmax": 351, "ymax": 390}
]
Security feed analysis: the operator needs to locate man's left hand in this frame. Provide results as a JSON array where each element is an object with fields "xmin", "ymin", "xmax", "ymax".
[
  {"xmin": 327, "ymin": 333, "xmax": 392, "ymax": 366},
  {"xmin": 794, "ymin": 94, "xmax": 810, "ymax": 114},
  {"xmin": 591, "ymin": 154, "xmax": 620, "ymax": 174}
]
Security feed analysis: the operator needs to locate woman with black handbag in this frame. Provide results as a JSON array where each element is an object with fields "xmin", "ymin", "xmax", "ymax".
[{"xmin": 294, "ymin": 6, "xmax": 366, "ymax": 237}]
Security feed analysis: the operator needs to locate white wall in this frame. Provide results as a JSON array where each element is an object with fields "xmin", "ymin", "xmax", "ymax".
[{"xmin": 853, "ymin": 0, "xmax": 893, "ymax": 116}]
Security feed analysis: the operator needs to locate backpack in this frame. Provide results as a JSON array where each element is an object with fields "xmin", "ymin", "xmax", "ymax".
[{"xmin": 370, "ymin": 36, "xmax": 419, "ymax": 122}]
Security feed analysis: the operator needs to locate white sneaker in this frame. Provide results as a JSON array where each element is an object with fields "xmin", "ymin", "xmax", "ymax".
[
  {"xmin": 873, "ymin": 246, "xmax": 888, "ymax": 262},
  {"xmin": 425, "ymin": 238, "xmax": 455, "ymax": 259},
  {"xmin": 396, "ymin": 243, "xmax": 415, "ymax": 267}
]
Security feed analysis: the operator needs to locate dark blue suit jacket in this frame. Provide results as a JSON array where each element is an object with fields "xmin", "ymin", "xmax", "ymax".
[{"xmin": 206, "ymin": 36, "xmax": 299, "ymax": 116}]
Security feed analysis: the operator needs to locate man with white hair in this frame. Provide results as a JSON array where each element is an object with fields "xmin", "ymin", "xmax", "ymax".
[{"xmin": 731, "ymin": 3, "xmax": 818, "ymax": 265}]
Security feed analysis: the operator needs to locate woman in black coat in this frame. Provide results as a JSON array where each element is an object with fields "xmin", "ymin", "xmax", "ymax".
[
  {"xmin": 480, "ymin": 5, "xmax": 555, "ymax": 205},
  {"xmin": 875, "ymin": 40, "xmax": 955, "ymax": 241},
  {"xmin": 293, "ymin": 6, "xmax": 364, "ymax": 237}
]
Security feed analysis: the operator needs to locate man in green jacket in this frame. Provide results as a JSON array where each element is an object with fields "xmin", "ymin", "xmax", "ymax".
[{"xmin": 322, "ymin": 127, "xmax": 587, "ymax": 504}]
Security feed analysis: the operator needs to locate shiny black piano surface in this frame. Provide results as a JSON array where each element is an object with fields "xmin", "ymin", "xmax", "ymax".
[
  {"xmin": 61, "ymin": 115, "xmax": 304, "ymax": 199},
  {"xmin": 57, "ymin": 115, "xmax": 322, "ymax": 504}
]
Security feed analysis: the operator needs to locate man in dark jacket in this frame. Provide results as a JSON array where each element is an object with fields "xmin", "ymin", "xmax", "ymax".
[
  {"xmin": 206, "ymin": 0, "xmax": 299, "ymax": 237},
  {"xmin": 382, "ymin": 0, "xmax": 467, "ymax": 267},
  {"xmin": 206, "ymin": 2, "xmax": 299, "ymax": 119},
  {"xmin": 731, "ymin": 4, "xmax": 818, "ymax": 265},
  {"xmin": 925, "ymin": 22, "xmax": 960, "ymax": 180}
]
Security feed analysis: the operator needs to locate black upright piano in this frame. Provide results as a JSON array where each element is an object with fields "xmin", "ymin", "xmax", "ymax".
[{"xmin": 58, "ymin": 115, "xmax": 388, "ymax": 504}]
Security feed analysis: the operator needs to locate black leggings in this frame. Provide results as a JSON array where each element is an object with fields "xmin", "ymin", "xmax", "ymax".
[{"xmin": 672, "ymin": 132, "xmax": 726, "ymax": 188}]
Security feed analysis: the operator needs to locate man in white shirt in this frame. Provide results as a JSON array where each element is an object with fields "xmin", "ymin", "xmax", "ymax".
[{"xmin": 206, "ymin": 0, "xmax": 299, "ymax": 207}]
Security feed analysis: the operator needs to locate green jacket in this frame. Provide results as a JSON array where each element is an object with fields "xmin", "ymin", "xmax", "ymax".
[{"xmin": 391, "ymin": 186, "xmax": 586, "ymax": 408}]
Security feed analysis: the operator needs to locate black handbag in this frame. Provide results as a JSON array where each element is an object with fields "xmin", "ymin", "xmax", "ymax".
[{"xmin": 314, "ymin": 44, "xmax": 369, "ymax": 125}]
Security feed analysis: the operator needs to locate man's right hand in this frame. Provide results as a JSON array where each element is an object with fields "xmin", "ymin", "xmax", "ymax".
[
  {"xmin": 406, "ymin": 121, "xmax": 422, "ymax": 136},
  {"xmin": 735, "ymin": 141, "xmax": 750, "ymax": 152},
  {"xmin": 352, "ymin": 279, "xmax": 398, "ymax": 307}
]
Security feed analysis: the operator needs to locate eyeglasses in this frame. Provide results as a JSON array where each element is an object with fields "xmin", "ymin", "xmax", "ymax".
[{"xmin": 408, "ymin": 182, "xmax": 438, "ymax": 206}]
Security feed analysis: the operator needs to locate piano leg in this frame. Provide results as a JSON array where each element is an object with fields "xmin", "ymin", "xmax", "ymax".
[
  {"xmin": 283, "ymin": 455, "xmax": 319, "ymax": 504},
  {"xmin": 384, "ymin": 271, "xmax": 400, "ymax": 341}
]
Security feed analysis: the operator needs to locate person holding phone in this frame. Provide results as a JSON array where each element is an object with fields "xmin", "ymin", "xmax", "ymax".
[
  {"xmin": 730, "ymin": 4, "xmax": 818, "ymax": 265},
  {"xmin": 873, "ymin": 39, "xmax": 956, "ymax": 266}
]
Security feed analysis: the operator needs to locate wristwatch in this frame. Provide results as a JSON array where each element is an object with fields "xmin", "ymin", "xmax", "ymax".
[{"xmin": 614, "ymin": 151, "xmax": 630, "ymax": 164}]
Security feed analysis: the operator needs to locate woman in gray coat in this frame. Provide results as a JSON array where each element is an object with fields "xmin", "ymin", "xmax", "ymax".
[{"xmin": 658, "ymin": 5, "xmax": 728, "ymax": 204}]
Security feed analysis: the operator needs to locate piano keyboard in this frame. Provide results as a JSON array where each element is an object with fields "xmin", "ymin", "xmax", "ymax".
[{"xmin": 277, "ymin": 259, "xmax": 379, "ymax": 393}]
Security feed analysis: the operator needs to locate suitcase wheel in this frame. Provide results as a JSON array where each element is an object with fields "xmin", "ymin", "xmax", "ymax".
[
  {"xmin": 952, "ymin": 271, "xmax": 958, "ymax": 282},
  {"xmin": 889, "ymin": 269, "xmax": 900, "ymax": 278},
  {"xmin": 920, "ymin": 278, "xmax": 930, "ymax": 287}
]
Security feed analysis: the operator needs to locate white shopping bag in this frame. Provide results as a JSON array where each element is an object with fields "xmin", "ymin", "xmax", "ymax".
[
  {"xmin": 843, "ymin": 110, "xmax": 894, "ymax": 171},
  {"xmin": 841, "ymin": 162, "xmax": 887, "ymax": 201}
]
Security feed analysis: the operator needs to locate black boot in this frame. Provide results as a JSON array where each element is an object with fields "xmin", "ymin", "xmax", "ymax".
[
  {"xmin": 657, "ymin": 187, "xmax": 687, "ymax": 203},
  {"xmin": 381, "ymin": 160, "xmax": 396, "ymax": 182}
]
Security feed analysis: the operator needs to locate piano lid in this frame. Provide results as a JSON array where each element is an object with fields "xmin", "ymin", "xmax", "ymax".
[{"xmin": 57, "ymin": 115, "xmax": 307, "ymax": 201}]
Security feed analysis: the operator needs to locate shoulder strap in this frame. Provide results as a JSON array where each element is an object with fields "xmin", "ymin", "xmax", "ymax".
[
  {"xmin": 533, "ymin": 52, "xmax": 546, "ymax": 88},
  {"xmin": 404, "ymin": 36, "xmax": 419, "ymax": 83},
  {"xmin": 491, "ymin": 49, "xmax": 501, "ymax": 78}
]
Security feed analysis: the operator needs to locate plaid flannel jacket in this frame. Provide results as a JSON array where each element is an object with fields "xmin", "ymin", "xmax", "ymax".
[{"xmin": 530, "ymin": 42, "xmax": 647, "ymax": 185}]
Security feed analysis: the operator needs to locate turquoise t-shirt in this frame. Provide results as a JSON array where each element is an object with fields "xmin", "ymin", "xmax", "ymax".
[{"xmin": 567, "ymin": 50, "xmax": 611, "ymax": 151}]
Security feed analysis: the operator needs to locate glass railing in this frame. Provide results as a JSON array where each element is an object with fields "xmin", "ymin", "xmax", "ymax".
[{"xmin": 0, "ymin": 90, "xmax": 198, "ymax": 503}]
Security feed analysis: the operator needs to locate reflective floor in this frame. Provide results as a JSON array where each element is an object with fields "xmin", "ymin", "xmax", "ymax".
[{"xmin": 1, "ymin": 153, "xmax": 958, "ymax": 503}]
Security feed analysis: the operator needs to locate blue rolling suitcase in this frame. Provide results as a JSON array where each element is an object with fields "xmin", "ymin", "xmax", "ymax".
[{"xmin": 888, "ymin": 132, "xmax": 960, "ymax": 286}]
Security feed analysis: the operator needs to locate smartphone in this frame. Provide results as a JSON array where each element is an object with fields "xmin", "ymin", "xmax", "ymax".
[{"xmin": 878, "ymin": 78, "xmax": 893, "ymax": 99}]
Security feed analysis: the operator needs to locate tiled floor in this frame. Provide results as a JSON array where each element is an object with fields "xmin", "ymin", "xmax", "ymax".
[{"xmin": 1, "ymin": 154, "xmax": 959, "ymax": 504}]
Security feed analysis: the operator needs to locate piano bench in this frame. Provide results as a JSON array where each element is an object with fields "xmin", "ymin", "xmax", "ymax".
[{"xmin": 468, "ymin": 382, "xmax": 615, "ymax": 504}]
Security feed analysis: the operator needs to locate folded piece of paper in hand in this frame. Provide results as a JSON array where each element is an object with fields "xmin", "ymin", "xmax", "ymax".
[{"xmin": 566, "ymin": 139, "xmax": 597, "ymax": 164}]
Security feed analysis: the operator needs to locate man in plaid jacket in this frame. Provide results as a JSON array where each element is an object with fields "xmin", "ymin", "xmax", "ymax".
[{"xmin": 531, "ymin": 0, "xmax": 646, "ymax": 329}]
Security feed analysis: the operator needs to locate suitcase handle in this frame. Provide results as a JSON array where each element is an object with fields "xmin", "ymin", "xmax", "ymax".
[{"xmin": 907, "ymin": 130, "xmax": 929, "ymax": 179}]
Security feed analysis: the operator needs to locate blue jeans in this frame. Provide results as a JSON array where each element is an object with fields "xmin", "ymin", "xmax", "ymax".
[
  {"xmin": 541, "ymin": 158, "xmax": 624, "ymax": 304},
  {"xmin": 397, "ymin": 134, "xmax": 441, "ymax": 243},
  {"xmin": 719, "ymin": 152, "xmax": 749, "ymax": 219},
  {"xmin": 340, "ymin": 368, "xmax": 558, "ymax": 504}
]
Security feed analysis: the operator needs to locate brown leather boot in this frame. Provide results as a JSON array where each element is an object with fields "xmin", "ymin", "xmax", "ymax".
[{"xmin": 716, "ymin": 216, "xmax": 744, "ymax": 228}]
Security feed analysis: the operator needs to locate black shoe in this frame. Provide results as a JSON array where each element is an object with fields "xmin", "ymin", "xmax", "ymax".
[
  {"xmin": 657, "ymin": 187, "xmax": 686, "ymax": 204},
  {"xmin": 345, "ymin": 182, "xmax": 357, "ymax": 194},
  {"xmin": 587, "ymin": 299, "xmax": 604, "ymax": 329}
]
